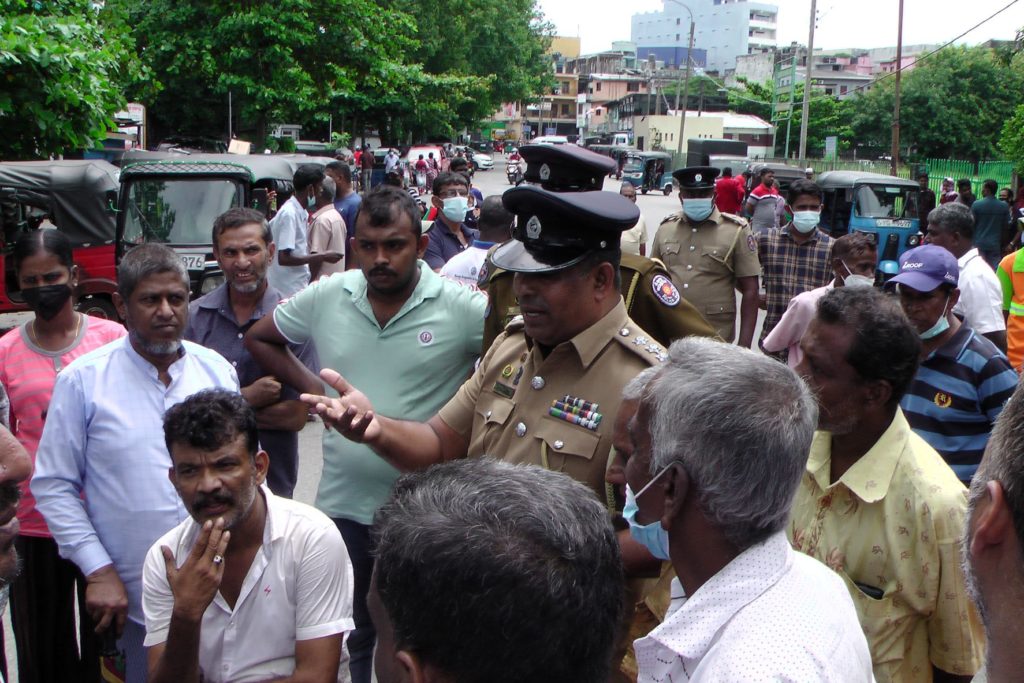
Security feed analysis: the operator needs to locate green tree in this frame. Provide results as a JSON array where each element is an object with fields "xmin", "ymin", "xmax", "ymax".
[
  {"xmin": 0, "ymin": 0, "xmax": 139, "ymax": 158},
  {"xmin": 999, "ymin": 104, "xmax": 1024, "ymax": 173},
  {"xmin": 847, "ymin": 46, "xmax": 1024, "ymax": 161}
]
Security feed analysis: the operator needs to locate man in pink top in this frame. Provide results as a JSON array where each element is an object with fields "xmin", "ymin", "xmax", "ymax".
[
  {"xmin": 762, "ymin": 233, "xmax": 876, "ymax": 366},
  {"xmin": 0, "ymin": 230, "xmax": 126, "ymax": 683}
]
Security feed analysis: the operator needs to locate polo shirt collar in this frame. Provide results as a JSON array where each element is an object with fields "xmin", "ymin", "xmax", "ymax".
[
  {"xmin": 343, "ymin": 260, "xmax": 442, "ymax": 324},
  {"xmin": 432, "ymin": 219, "xmax": 473, "ymax": 241},
  {"xmin": 568, "ymin": 300, "xmax": 630, "ymax": 368},
  {"xmin": 806, "ymin": 409, "xmax": 910, "ymax": 502},
  {"xmin": 958, "ymin": 248, "xmax": 980, "ymax": 268},
  {"xmin": 930, "ymin": 324, "xmax": 974, "ymax": 362}
]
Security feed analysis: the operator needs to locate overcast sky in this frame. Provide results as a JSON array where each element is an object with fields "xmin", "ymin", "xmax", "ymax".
[{"xmin": 538, "ymin": 0, "xmax": 1024, "ymax": 54}]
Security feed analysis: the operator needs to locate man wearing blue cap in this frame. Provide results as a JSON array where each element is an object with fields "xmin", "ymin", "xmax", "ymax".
[{"xmin": 888, "ymin": 245, "xmax": 1016, "ymax": 484}]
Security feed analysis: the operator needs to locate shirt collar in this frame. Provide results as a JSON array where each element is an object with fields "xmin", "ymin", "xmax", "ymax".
[
  {"xmin": 930, "ymin": 323, "xmax": 974, "ymax": 361},
  {"xmin": 958, "ymin": 247, "xmax": 980, "ymax": 268},
  {"xmin": 650, "ymin": 533, "xmax": 792, "ymax": 659},
  {"xmin": 558, "ymin": 300, "xmax": 630, "ymax": 368},
  {"xmin": 781, "ymin": 225, "xmax": 822, "ymax": 243},
  {"xmin": 806, "ymin": 410, "xmax": 910, "ymax": 502},
  {"xmin": 121, "ymin": 333, "xmax": 187, "ymax": 376},
  {"xmin": 432, "ymin": 220, "xmax": 474, "ymax": 241},
  {"xmin": 198, "ymin": 283, "xmax": 283, "ymax": 324},
  {"xmin": 180, "ymin": 484, "xmax": 280, "ymax": 554},
  {"xmin": 472, "ymin": 239, "xmax": 495, "ymax": 249},
  {"xmin": 311, "ymin": 205, "xmax": 335, "ymax": 220}
]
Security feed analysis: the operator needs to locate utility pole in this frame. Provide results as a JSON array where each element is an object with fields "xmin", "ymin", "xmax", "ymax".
[
  {"xmin": 798, "ymin": 0, "xmax": 816, "ymax": 160},
  {"xmin": 891, "ymin": 0, "xmax": 905, "ymax": 176},
  {"xmin": 676, "ymin": 18, "xmax": 695, "ymax": 156},
  {"xmin": 228, "ymin": 91, "xmax": 233, "ymax": 140}
]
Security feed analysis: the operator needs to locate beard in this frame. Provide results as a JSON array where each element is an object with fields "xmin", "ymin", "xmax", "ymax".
[
  {"xmin": 129, "ymin": 329, "xmax": 181, "ymax": 357},
  {"xmin": 190, "ymin": 475, "xmax": 259, "ymax": 531},
  {"xmin": 0, "ymin": 481, "xmax": 21, "ymax": 513},
  {"xmin": 229, "ymin": 271, "xmax": 266, "ymax": 294}
]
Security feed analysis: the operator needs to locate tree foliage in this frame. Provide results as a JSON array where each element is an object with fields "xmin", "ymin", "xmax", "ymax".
[
  {"xmin": 999, "ymin": 104, "xmax": 1024, "ymax": 173},
  {"xmin": 846, "ymin": 46, "xmax": 1024, "ymax": 161},
  {"xmin": 109, "ymin": 0, "xmax": 552, "ymax": 145},
  {"xmin": 0, "ymin": 0, "xmax": 139, "ymax": 159}
]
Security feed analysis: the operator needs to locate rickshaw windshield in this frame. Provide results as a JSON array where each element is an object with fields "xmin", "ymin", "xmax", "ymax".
[
  {"xmin": 122, "ymin": 178, "xmax": 243, "ymax": 245},
  {"xmin": 853, "ymin": 184, "xmax": 919, "ymax": 219},
  {"xmin": 622, "ymin": 157, "xmax": 644, "ymax": 173}
]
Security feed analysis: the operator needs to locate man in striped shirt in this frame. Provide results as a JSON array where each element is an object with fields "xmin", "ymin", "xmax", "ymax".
[{"xmin": 889, "ymin": 245, "xmax": 1017, "ymax": 484}]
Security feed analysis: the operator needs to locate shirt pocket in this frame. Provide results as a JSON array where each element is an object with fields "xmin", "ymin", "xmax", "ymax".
[
  {"xmin": 835, "ymin": 566, "xmax": 909, "ymax": 667},
  {"xmin": 660, "ymin": 241, "xmax": 681, "ymax": 258},
  {"xmin": 475, "ymin": 395, "xmax": 515, "ymax": 442},
  {"xmin": 700, "ymin": 245, "xmax": 728, "ymax": 273},
  {"xmin": 534, "ymin": 416, "xmax": 601, "ymax": 475}
]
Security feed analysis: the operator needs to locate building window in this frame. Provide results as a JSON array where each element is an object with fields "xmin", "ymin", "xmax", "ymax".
[
  {"xmin": 676, "ymin": 17, "xmax": 680, "ymax": 25},
  {"xmin": 627, "ymin": 81, "xmax": 640, "ymax": 92},
  {"xmin": 596, "ymin": 82, "xmax": 602, "ymax": 91}
]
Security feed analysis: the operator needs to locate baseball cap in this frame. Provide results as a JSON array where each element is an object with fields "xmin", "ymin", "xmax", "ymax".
[{"xmin": 886, "ymin": 245, "xmax": 959, "ymax": 291}]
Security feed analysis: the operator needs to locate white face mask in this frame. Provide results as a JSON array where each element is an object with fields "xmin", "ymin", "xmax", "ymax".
[{"xmin": 842, "ymin": 260, "xmax": 875, "ymax": 288}]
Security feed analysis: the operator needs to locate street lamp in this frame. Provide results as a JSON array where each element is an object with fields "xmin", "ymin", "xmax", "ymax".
[{"xmin": 666, "ymin": 0, "xmax": 695, "ymax": 160}]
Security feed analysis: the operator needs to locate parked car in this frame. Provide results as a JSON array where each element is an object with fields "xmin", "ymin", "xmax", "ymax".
[
  {"xmin": 401, "ymin": 145, "xmax": 450, "ymax": 175},
  {"xmin": 455, "ymin": 146, "xmax": 493, "ymax": 171},
  {"xmin": 0, "ymin": 160, "xmax": 121, "ymax": 318}
]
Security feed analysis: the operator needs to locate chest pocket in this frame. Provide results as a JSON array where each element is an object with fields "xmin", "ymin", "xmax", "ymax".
[
  {"xmin": 533, "ymin": 416, "xmax": 601, "ymax": 473},
  {"xmin": 700, "ymin": 245, "xmax": 731, "ymax": 273},
  {"xmin": 659, "ymin": 241, "xmax": 681, "ymax": 258},
  {"xmin": 475, "ymin": 394, "xmax": 514, "ymax": 445}
]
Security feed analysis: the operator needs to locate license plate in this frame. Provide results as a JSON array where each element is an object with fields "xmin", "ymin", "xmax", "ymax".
[
  {"xmin": 875, "ymin": 219, "xmax": 911, "ymax": 228},
  {"xmin": 179, "ymin": 253, "xmax": 206, "ymax": 270}
]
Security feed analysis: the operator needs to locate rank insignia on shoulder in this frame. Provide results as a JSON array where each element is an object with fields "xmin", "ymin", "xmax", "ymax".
[
  {"xmin": 651, "ymin": 274, "xmax": 681, "ymax": 307},
  {"xmin": 721, "ymin": 212, "xmax": 749, "ymax": 226},
  {"xmin": 747, "ymin": 234, "xmax": 757, "ymax": 252},
  {"xmin": 660, "ymin": 212, "xmax": 682, "ymax": 225}
]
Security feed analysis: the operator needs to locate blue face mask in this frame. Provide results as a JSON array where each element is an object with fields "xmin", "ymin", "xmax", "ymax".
[
  {"xmin": 792, "ymin": 210, "xmax": 820, "ymax": 233},
  {"xmin": 622, "ymin": 465, "xmax": 672, "ymax": 561},
  {"xmin": 920, "ymin": 294, "xmax": 951, "ymax": 340},
  {"xmin": 682, "ymin": 198, "xmax": 714, "ymax": 223},
  {"xmin": 442, "ymin": 196, "xmax": 469, "ymax": 224}
]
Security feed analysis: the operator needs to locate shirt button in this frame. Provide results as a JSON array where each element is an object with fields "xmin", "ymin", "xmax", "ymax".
[
  {"xmin": 485, "ymin": 410, "xmax": 492, "ymax": 419},
  {"xmin": 691, "ymin": 228, "xmax": 697, "ymax": 233},
  {"xmin": 237, "ymin": 333, "xmax": 243, "ymax": 339},
  {"xmin": 531, "ymin": 376, "xmax": 545, "ymax": 390},
  {"xmin": 232, "ymin": 361, "xmax": 237, "ymax": 366},
  {"xmin": 686, "ymin": 265, "xmax": 693, "ymax": 270},
  {"xmin": 683, "ymin": 283, "xmax": 689, "ymax": 288},
  {"xmin": 689, "ymin": 245, "xmax": 695, "ymax": 251},
  {"xmin": 515, "ymin": 422, "xmax": 527, "ymax": 437},
  {"xmin": 553, "ymin": 440, "xmax": 564, "ymax": 450}
]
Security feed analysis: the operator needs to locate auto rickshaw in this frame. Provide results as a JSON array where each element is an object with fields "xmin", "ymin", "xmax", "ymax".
[
  {"xmin": 0, "ymin": 160, "xmax": 121, "ymax": 318},
  {"xmin": 817, "ymin": 170, "xmax": 923, "ymax": 279},
  {"xmin": 746, "ymin": 162, "xmax": 806, "ymax": 196},
  {"xmin": 622, "ymin": 151, "xmax": 674, "ymax": 195}
]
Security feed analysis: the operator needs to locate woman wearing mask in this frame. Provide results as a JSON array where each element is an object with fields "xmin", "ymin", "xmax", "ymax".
[{"xmin": 0, "ymin": 230, "xmax": 125, "ymax": 683}]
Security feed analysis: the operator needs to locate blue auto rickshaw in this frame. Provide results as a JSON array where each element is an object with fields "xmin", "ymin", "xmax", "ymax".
[
  {"xmin": 622, "ymin": 151, "xmax": 674, "ymax": 195},
  {"xmin": 817, "ymin": 171, "xmax": 923, "ymax": 279}
]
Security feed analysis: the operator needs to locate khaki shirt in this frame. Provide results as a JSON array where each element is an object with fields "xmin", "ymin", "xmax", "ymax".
[
  {"xmin": 480, "ymin": 252, "xmax": 718, "ymax": 353},
  {"xmin": 651, "ymin": 208, "xmax": 761, "ymax": 342},
  {"xmin": 439, "ymin": 300, "xmax": 664, "ymax": 499},
  {"xmin": 788, "ymin": 410, "xmax": 984, "ymax": 682}
]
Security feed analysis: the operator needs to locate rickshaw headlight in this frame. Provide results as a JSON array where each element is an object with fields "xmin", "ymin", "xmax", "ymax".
[{"xmin": 907, "ymin": 233, "xmax": 922, "ymax": 247}]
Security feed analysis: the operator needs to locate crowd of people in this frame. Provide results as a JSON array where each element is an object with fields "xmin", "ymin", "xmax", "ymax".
[{"xmin": 1, "ymin": 141, "xmax": 1024, "ymax": 683}]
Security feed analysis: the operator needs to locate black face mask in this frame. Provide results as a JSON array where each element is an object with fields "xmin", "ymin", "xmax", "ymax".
[{"xmin": 21, "ymin": 284, "xmax": 73, "ymax": 321}]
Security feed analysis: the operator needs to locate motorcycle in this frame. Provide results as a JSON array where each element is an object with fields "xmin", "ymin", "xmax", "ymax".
[{"xmin": 506, "ymin": 159, "xmax": 523, "ymax": 185}]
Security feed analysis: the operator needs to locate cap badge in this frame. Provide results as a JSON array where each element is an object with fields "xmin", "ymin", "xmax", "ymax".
[
  {"xmin": 539, "ymin": 163, "xmax": 551, "ymax": 181},
  {"xmin": 695, "ymin": 173, "xmax": 702, "ymax": 182},
  {"xmin": 526, "ymin": 215, "xmax": 542, "ymax": 239}
]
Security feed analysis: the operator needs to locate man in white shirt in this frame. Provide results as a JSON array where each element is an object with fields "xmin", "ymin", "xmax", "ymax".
[
  {"xmin": 144, "ymin": 389, "xmax": 353, "ymax": 683},
  {"xmin": 268, "ymin": 165, "xmax": 343, "ymax": 296},
  {"xmin": 308, "ymin": 176, "xmax": 347, "ymax": 281},
  {"xmin": 439, "ymin": 195, "xmax": 512, "ymax": 289},
  {"xmin": 626, "ymin": 337, "xmax": 873, "ymax": 682},
  {"xmin": 619, "ymin": 182, "xmax": 649, "ymax": 256},
  {"xmin": 32, "ymin": 244, "xmax": 240, "ymax": 683},
  {"xmin": 925, "ymin": 201, "xmax": 1007, "ymax": 352}
]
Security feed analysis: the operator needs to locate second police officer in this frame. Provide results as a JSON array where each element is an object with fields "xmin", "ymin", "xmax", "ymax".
[{"xmin": 652, "ymin": 166, "xmax": 761, "ymax": 346}]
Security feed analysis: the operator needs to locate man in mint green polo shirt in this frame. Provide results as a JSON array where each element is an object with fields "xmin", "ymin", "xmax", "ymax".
[{"xmin": 245, "ymin": 185, "xmax": 485, "ymax": 683}]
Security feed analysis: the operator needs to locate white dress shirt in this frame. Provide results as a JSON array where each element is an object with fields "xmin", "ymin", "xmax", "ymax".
[
  {"xmin": 32, "ymin": 337, "xmax": 239, "ymax": 624},
  {"xmin": 268, "ymin": 195, "xmax": 312, "ymax": 296},
  {"xmin": 143, "ymin": 488, "xmax": 355, "ymax": 683},
  {"xmin": 954, "ymin": 247, "xmax": 1005, "ymax": 335},
  {"xmin": 635, "ymin": 532, "xmax": 874, "ymax": 682},
  {"xmin": 439, "ymin": 243, "xmax": 489, "ymax": 290}
]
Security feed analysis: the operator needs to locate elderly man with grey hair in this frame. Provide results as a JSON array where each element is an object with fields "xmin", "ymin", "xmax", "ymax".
[
  {"xmin": 625, "ymin": 337, "xmax": 873, "ymax": 682},
  {"xmin": 368, "ymin": 458, "xmax": 624, "ymax": 683},
  {"xmin": 924, "ymin": 201, "xmax": 1006, "ymax": 351},
  {"xmin": 308, "ymin": 174, "xmax": 347, "ymax": 281},
  {"xmin": 961, "ymin": 382, "xmax": 1024, "ymax": 683},
  {"xmin": 32, "ymin": 243, "xmax": 239, "ymax": 682}
]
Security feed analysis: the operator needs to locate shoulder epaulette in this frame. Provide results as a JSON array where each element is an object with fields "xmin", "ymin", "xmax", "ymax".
[
  {"xmin": 659, "ymin": 212, "xmax": 682, "ymax": 225},
  {"xmin": 614, "ymin": 324, "xmax": 668, "ymax": 364},
  {"xmin": 720, "ymin": 212, "xmax": 749, "ymax": 227},
  {"xmin": 504, "ymin": 315, "xmax": 525, "ymax": 333}
]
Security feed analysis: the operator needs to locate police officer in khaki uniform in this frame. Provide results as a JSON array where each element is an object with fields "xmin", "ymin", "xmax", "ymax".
[
  {"xmin": 652, "ymin": 166, "xmax": 761, "ymax": 345},
  {"xmin": 480, "ymin": 144, "xmax": 717, "ymax": 352},
  {"xmin": 304, "ymin": 183, "xmax": 664, "ymax": 504}
]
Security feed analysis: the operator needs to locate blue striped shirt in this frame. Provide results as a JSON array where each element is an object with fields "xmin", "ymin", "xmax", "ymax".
[{"xmin": 900, "ymin": 325, "xmax": 1017, "ymax": 480}]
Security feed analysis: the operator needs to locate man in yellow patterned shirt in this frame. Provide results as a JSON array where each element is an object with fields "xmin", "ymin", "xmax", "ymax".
[{"xmin": 790, "ymin": 286, "xmax": 984, "ymax": 683}]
